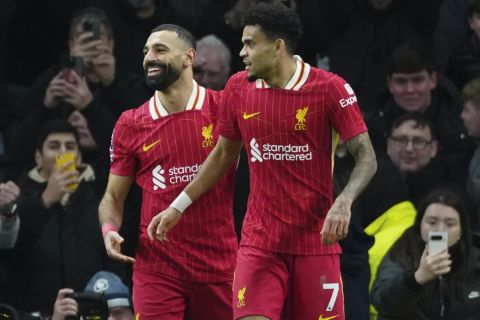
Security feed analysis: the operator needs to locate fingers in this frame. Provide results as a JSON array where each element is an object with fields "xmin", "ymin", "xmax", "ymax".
[{"xmin": 105, "ymin": 232, "xmax": 135, "ymax": 263}]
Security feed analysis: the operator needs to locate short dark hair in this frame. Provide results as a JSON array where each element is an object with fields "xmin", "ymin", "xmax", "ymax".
[
  {"xmin": 467, "ymin": 0, "xmax": 480, "ymax": 18},
  {"xmin": 388, "ymin": 113, "xmax": 437, "ymax": 140},
  {"xmin": 462, "ymin": 78, "xmax": 480, "ymax": 107},
  {"xmin": 151, "ymin": 24, "xmax": 196, "ymax": 50},
  {"xmin": 36, "ymin": 119, "xmax": 79, "ymax": 151},
  {"xmin": 387, "ymin": 44, "xmax": 433, "ymax": 76},
  {"xmin": 241, "ymin": 2, "xmax": 303, "ymax": 54},
  {"xmin": 69, "ymin": 6, "xmax": 113, "ymax": 39}
]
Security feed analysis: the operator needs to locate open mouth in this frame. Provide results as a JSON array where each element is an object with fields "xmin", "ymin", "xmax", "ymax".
[{"xmin": 147, "ymin": 66, "xmax": 163, "ymax": 76}]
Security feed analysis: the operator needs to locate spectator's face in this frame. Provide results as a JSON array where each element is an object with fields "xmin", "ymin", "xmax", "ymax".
[
  {"xmin": 240, "ymin": 25, "xmax": 277, "ymax": 82},
  {"xmin": 68, "ymin": 110, "xmax": 97, "ymax": 150},
  {"xmin": 469, "ymin": 12, "xmax": 480, "ymax": 40},
  {"xmin": 193, "ymin": 48, "xmax": 229, "ymax": 90},
  {"xmin": 387, "ymin": 120, "xmax": 437, "ymax": 173},
  {"xmin": 143, "ymin": 30, "xmax": 190, "ymax": 91},
  {"xmin": 108, "ymin": 307, "xmax": 135, "ymax": 320},
  {"xmin": 420, "ymin": 203, "xmax": 462, "ymax": 247},
  {"xmin": 35, "ymin": 133, "xmax": 81, "ymax": 179},
  {"xmin": 387, "ymin": 70, "xmax": 437, "ymax": 113},
  {"xmin": 461, "ymin": 100, "xmax": 480, "ymax": 139}
]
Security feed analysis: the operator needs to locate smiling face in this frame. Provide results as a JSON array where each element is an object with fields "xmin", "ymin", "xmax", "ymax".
[
  {"xmin": 239, "ymin": 24, "xmax": 277, "ymax": 81},
  {"xmin": 143, "ymin": 30, "xmax": 190, "ymax": 91},
  {"xmin": 387, "ymin": 119, "xmax": 438, "ymax": 172}
]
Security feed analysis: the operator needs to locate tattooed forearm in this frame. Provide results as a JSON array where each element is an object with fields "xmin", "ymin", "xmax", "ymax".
[{"xmin": 342, "ymin": 132, "xmax": 377, "ymax": 201}]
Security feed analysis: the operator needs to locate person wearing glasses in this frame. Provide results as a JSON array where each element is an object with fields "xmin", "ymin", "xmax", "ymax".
[
  {"xmin": 366, "ymin": 44, "xmax": 475, "ymax": 166},
  {"xmin": 386, "ymin": 113, "xmax": 471, "ymax": 211}
]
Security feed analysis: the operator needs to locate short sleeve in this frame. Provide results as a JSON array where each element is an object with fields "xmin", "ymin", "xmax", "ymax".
[
  {"xmin": 326, "ymin": 75, "xmax": 367, "ymax": 142},
  {"xmin": 217, "ymin": 75, "xmax": 242, "ymax": 141},
  {"xmin": 109, "ymin": 111, "xmax": 137, "ymax": 176}
]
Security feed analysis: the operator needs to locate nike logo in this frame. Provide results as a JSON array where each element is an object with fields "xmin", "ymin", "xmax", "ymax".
[
  {"xmin": 319, "ymin": 315, "xmax": 339, "ymax": 320},
  {"xmin": 242, "ymin": 112, "xmax": 261, "ymax": 120},
  {"xmin": 142, "ymin": 139, "xmax": 161, "ymax": 152}
]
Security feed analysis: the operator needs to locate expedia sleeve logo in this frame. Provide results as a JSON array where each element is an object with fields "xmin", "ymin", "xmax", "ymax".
[
  {"xmin": 339, "ymin": 83, "xmax": 357, "ymax": 108},
  {"xmin": 249, "ymin": 138, "xmax": 312, "ymax": 162}
]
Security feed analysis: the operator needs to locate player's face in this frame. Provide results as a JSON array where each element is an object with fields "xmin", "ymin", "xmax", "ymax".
[
  {"xmin": 240, "ymin": 24, "xmax": 276, "ymax": 81},
  {"xmin": 143, "ymin": 30, "xmax": 186, "ymax": 91},
  {"xmin": 420, "ymin": 203, "xmax": 461, "ymax": 247},
  {"xmin": 35, "ymin": 133, "xmax": 80, "ymax": 179},
  {"xmin": 461, "ymin": 100, "xmax": 480, "ymax": 139},
  {"xmin": 387, "ymin": 120, "xmax": 437, "ymax": 173},
  {"xmin": 387, "ymin": 70, "xmax": 437, "ymax": 113}
]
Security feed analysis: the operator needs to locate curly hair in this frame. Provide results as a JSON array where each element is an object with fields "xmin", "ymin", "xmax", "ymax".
[{"xmin": 241, "ymin": 2, "xmax": 303, "ymax": 54}]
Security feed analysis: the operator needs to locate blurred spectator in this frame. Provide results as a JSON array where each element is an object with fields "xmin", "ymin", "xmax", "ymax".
[
  {"xmin": 372, "ymin": 189, "xmax": 480, "ymax": 319},
  {"xmin": 461, "ymin": 79, "xmax": 480, "ymax": 225},
  {"xmin": 367, "ymin": 44, "xmax": 475, "ymax": 164},
  {"xmin": 7, "ymin": 6, "xmax": 150, "ymax": 183},
  {"xmin": 433, "ymin": 0, "xmax": 469, "ymax": 74},
  {"xmin": 193, "ymin": 34, "xmax": 231, "ymax": 90},
  {"xmin": 335, "ymin": 149, "xmax": 415, "ymax": 320},
  {"xmin": 442, "ymin": 0, "xmax": 480, "ymax": 89},
  {"xmin": 386, "ymin": 114, "xmax": 471, "ymax": 212},
  {"xmin": 2, "ymin": 120, "xmax": 123, "ymax": 316},
  {"xmin": 0, "ymin": 181, "xmax": 20, "ymax": 250},
  {"xmin": 328, "ymin": 0, "xmax": 435, "ymax": 109},
  {"xmin": 52, "ymin": 271, "xmax": 134, "ymax": 320}
]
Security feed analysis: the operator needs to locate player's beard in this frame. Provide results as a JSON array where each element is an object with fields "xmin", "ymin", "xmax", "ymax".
[{"xmin": 145, "ymin": 62, "xmax": 181, "ymax": 91}]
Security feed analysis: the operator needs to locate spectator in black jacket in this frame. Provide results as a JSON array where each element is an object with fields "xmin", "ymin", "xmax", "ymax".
[
  {"xmin": 367, "ymin": 44, "xmax": 475, "ymax": 165},
  {"xmin": 1, "ymin": 120, "xmax": 123, "ymax": 316},
  {"xmin": 7, "ymin": 6, "xmax": 150, "ymax": 183}
]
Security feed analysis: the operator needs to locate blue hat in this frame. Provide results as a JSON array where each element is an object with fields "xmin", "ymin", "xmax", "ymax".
[{"xmin": 84, "ymin": 271, "xmax": 132, "ymax": 309}]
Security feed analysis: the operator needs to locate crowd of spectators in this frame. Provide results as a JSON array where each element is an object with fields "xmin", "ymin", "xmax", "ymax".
[{"xmin": 1, "ymin": 0, "xmax": 480, "ymax": 319}]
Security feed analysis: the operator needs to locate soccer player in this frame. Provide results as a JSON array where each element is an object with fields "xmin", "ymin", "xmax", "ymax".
[
  {"xmin": 98, "ymin": 24, "xmax": 238, "ymax": 319},
  {"xmin": 150, "ymin": 3, "xmax": 378, "ymax": 320}
]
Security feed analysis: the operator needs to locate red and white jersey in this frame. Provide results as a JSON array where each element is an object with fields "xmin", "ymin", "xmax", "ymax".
[
  {"xmin": 110, "ymin": 81, "xmax": 237, "ymax": 282},
  {"xmin": 218, "ymin": 56, "xmax": 367, "ymax": 255}
]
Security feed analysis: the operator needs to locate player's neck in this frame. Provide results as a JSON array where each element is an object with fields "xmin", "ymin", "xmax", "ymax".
[
  {"xmin": 156, "ymin": 75, "xmax": 194, "ymax": 114},
  {"xmin": 264, "ymin": 56, "xmax": 297, "ymax": 89}
]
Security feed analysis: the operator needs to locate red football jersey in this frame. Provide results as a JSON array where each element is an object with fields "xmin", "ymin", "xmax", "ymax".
[
  {"xmin": 218, "ymin": 56, "xmax": 367, "ymax": 255},
  {"xmin": 110, "ymin": 82, "xmax": 237, "ymax": 282}
]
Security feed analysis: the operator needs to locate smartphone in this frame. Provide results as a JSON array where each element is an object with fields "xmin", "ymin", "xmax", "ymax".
[
  {"xmin": 61, "ymin": 56, "xmax": 84, "ymax": 83},
  {"xmin": 428, "ymin": 231, "xmax": 448, "ymax": 254},
  {"xmin": 83, "ymin": 18, "xmax": 101, "ymax": 41},
  {"xmin": 55, "ymin": 153, "xmax": 79, "ymax": 191}
]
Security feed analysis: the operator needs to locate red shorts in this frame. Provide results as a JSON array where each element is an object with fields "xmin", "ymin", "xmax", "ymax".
[
  {"xmin": 233, "ymin": 245, "xmax": 344, "ymax": 320},
  {"xmin": 133, "ymin": 270, "xmax": 232, "ymax": 320}
]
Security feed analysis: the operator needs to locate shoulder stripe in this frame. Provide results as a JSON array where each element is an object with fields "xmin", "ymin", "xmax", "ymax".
[{"xmin": 149, "ymin": 96, "xmax": 160, "ymax": 120}]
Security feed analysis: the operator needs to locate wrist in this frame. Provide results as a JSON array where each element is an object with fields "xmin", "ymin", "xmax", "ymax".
[
  {"xmin": 102, "ymin": 222, "xmax": 118, "ymax": 238},
  {"xmin": 170, "ymin": 191, "xmax": 192, "ymax": 214}
]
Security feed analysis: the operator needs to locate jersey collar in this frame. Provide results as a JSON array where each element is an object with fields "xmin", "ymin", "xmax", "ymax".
[
  {"xmin": 255, "ymin": 55, "xmax": 310, "ymax": 91},
  {"xmin": 149, "ymin": 80, "xmax": 206, "ymax": 120}
]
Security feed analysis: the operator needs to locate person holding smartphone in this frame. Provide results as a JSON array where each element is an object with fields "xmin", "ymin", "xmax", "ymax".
[
  {"xmin": 371, "ymin": 189, "xmax": 480, "ymax": 319},
  {"xmin": 1, "ymin": 119, "xmax": 123, "ymax": 316}
]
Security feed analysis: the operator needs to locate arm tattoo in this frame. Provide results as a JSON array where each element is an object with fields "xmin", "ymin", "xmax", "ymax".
[{"xmin": 342, "ymin": 132, "xmax": 377, "ymax": 201}]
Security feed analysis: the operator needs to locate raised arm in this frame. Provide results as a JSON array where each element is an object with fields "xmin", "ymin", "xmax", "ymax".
[
  {"xmin": 98, "ymin": 173, "xmax": 135, "ymax": 263},
  {"xmin": 321, "ymin": 132, "xmax": 377, "ymax": 244},
  {"xmin": 147, "ymin": 136, "xmax": 242, "ymax": 241}
]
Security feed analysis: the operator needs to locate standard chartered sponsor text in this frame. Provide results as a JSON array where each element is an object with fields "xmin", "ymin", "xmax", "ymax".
[
  {"xmin": 168, "ymin": 164, "xmax": 202, "ymax": 184},
  {"xmin": 262, "ymin": 143, "xmax": 312, "ymax": 161}
]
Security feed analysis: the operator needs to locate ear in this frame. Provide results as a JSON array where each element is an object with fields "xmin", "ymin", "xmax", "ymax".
[
  {"xmin": 430, "ymin": 140, "xmax": 438, "ymax": 158},
  {"xmin": 387, "ymin": 76, "xmax": 394, "ymax": 93},
  {"xmin": 184, "ymin": 48, "xmax": 196, "ymax": 67},
  {"xmin": 275, "ymin": 39, "xmax": 286, "ymax": 54},
  {"xmin": 429, "ymin": 71, "xmax": 438, "ymax": 90},
  {"xmin": 35, "ymin": 150, "xmax": 42, "ymax": 167}
]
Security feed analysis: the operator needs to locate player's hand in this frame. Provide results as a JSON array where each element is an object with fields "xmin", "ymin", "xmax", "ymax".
[
  {"xmin": 321, "ymin": 194, "xmax": 352, "ymax": 245},
  {"xmin": 51, "ymin": 288, "xmax": 78, "ymax": 320},
  {"xmin": 104, "ymin": 230, "xmax": 135, "ymax": 263},
  {"xmin": 147, "ymin": 207, "xmax": 182, "ymax": 242}
]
